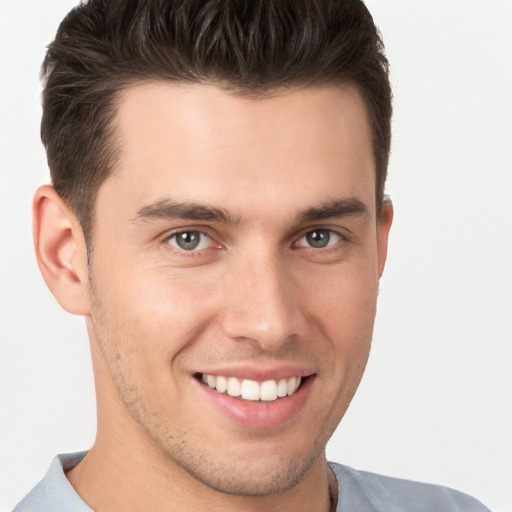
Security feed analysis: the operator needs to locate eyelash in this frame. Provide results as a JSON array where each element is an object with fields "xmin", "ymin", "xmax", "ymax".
[
  {"xmin": 293, "ymin": 229, "xmax": 344, "ymax": 251},
  {"xmin": 165, "ymin": 230, "xmax": 217, "ymax": 256},
  {"xmin": 163, "ymin": 228, "xmax": 346, "ymax": 257}
]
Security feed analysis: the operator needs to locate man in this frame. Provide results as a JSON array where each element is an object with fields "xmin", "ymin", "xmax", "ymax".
[{"xmin": 14, "ymin": 0, "xmax": 490, "ymax": 511}]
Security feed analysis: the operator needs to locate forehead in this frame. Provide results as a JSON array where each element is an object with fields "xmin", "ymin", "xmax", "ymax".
[{"xmin": 102, "ymin": 81, "xmax": 375, "ymax": 221}]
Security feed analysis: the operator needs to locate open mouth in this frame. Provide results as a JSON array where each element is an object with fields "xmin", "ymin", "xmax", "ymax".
[{"xmin": 195, "ymin": 373, "xmax": 308, "ymax": 402}]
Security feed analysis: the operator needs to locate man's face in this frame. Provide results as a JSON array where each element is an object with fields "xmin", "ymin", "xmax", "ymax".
[{"xmin": 86, "ymin": 83, "xmax": 391, "ymax": 495}]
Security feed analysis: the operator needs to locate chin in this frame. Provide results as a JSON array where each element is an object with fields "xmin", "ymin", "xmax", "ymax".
[
  {"xmin": 154, "ymin": 432, "xmax": 324, "ymax": 497},
  {"xmin": 182, "ymin": 452, "xmax": 318, "ymax": 496}
]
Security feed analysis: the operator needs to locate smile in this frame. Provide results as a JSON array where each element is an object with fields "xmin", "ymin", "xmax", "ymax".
[{"xmin": 199, "ymin": 373, "xmax": 302, "ymax": 402}]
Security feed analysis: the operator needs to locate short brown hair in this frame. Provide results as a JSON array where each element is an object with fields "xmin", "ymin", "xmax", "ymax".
[{"xmin": 41, "ymin": 0, "xmax": 392, "ymax": 244}]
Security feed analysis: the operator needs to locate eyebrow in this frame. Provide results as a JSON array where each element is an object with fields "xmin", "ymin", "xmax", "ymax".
[
  {"xmin": 132, "ymin": 196, "xmax": 370, "ymax": 226},
  {"xmin": 295, "ymin": 197, "xmax": 370, "ymax": 224},
  {"xmin": 133, "ymin": 199, "xmax": 240, "ymax": 224}
]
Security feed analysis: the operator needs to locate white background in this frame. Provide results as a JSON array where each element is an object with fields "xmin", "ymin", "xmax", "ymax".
[{"xmin": 1, "ymin": 1, "xmax": 510, "ymax": 511}]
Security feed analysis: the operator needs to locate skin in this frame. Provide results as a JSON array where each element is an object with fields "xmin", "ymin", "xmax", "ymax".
[{"xmin": 34, "ymin": 82, "xmax": 393, "ymax": 512}]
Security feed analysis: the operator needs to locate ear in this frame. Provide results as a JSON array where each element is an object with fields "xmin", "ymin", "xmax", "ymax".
[
  {"xmin": 376, "ymin": 199, "xmax": 393, "ymax": 278},
  {"xmin": 33, "ymin": 185, "xmax": 90, "ymax": 315}
]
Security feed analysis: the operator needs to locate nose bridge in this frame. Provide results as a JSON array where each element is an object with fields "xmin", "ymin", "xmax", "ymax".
[{"xmin": 220, "ymin": 248, "xmax": 301, "ymax": 349}]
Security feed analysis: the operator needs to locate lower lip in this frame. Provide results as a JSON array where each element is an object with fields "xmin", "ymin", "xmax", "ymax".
[{"xmin": 196, "ymin": 377, "xmax": 314, "ymax": 429}]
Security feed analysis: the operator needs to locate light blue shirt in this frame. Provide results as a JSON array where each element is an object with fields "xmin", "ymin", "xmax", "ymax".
[{"xmin": 13, "ymin": 452, "xmax": 491, "ymax": 511}]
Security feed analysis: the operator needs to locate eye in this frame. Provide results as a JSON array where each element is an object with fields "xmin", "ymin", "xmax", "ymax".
[
  {"xmin": 296, "ymin": 229, "xmax": 342, "ymax": 249},
  {"xmin": 166, "ymin": 230, "xmax": 213, "ymax": 251}
]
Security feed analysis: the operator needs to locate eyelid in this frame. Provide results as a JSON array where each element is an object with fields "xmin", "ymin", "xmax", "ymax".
[
  {"xmin": 293, "ymin": 227, "xmax": 346, "ymax": 250},
  {"xmin": 163, "ymin": 228, "xmax": 220, "ymax": 254}
]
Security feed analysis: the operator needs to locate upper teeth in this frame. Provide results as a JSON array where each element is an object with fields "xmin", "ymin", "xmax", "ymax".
[{"xmin": 201, "ymin": 374, "xmax": 302, "ymax": 401}]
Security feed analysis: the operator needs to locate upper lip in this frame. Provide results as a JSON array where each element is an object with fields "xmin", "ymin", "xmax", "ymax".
[{"xmin": 194, "ymin": 365, "xmax": 315, "ymax": 382}]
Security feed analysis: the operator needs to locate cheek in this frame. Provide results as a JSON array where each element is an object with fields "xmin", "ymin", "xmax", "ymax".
[
  {"xmin": 302, "ymin": 263, "xmax": 378, "ymax": 334},
  {"xmin": 88, "ymin": 275, "xmax": 189, "ymax": 421},
  {"xmin": 299, "ymin": 258, "xmax": 378, "ymax": 382},
  {"xmin": 89, "ymin": 262, "xmax": 223, "ymax": 389},
  {"xmin": 95, "ymin": 258, "xmax": 212, "ymax": 332}
]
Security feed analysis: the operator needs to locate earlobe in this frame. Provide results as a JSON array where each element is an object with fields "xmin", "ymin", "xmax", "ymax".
[
  {"xmin": 377, "ymin": 199, "xmax": 394, "ymax": 278},
  {"xmin": 33, "ymin": 185, "xmax": 90, "ymax": 316}
]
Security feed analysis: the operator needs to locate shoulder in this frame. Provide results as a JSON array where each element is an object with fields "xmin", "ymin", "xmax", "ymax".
[
  {"xmin": 330, "ymin": 462, "xmax": 491, "ymax": 512},
  {"xmin": 13, "ymin": 453, "xmax": 91, "ymax": 512}
]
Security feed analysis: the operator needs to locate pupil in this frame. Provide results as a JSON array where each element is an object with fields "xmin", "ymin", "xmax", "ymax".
[
  {"xmin": 306, "ymin": 230, "xmax": 330, "ymax": 248},
  {"xmin": 177, "ymin": 231, "xmax": 200, "ymax": 250}
]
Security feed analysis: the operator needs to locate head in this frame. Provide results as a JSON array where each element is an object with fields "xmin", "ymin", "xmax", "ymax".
[{"xmin": 34, "ymin": 0, "xmax": 393, "ymax": 502}]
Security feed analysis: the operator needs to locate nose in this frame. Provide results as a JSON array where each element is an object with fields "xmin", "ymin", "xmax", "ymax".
[{"xmin": 220, "ymin": 252, "xmax": 304, "ymax": 351}]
